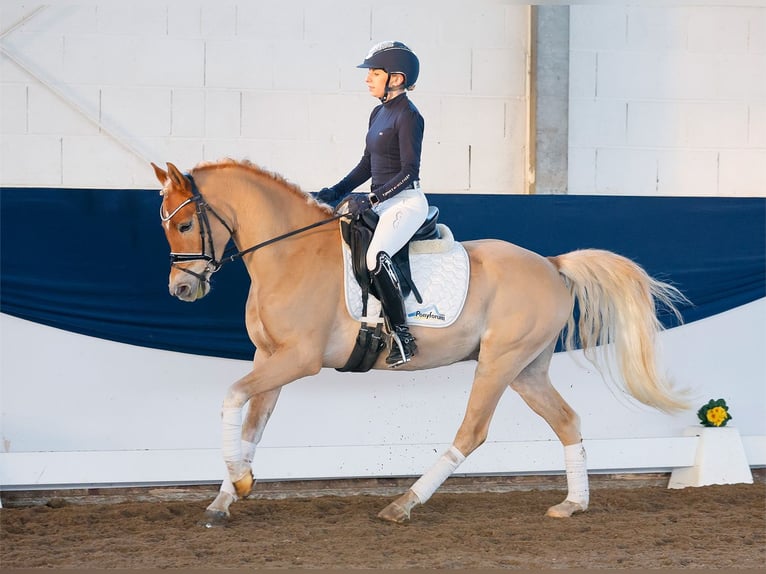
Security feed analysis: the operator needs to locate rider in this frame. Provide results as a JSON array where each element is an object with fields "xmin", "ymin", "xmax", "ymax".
[{"xmin": 317, "ymin": 41, "xmax": 429, "ymax": 367}]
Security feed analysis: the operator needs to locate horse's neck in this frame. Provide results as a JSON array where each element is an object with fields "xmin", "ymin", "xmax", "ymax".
[{"xmin": 201, "ymin": 168, "xmax": 337, "ymax": 270}]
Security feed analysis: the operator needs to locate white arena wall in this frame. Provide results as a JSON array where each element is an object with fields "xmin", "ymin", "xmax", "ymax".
[
  {"xmin": 1, "ymin": 300, "xmax": 764, "ymax": 488},
  {"xmin": 1, "ymin": 2, "xmax": 765, "ymax": 491}
]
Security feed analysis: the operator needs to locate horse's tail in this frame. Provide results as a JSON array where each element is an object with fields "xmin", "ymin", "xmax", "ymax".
[{"xmin": 550, "ymin": 249, "xmax": 690, "ymax": 413}]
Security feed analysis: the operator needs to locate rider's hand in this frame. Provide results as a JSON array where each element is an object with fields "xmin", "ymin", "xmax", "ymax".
[
  {"xmin": 315, "ymin": 187, "xmax": 342, "ymax": 203},
  {"xmin": 345, "ymin": 193, "xmax": 373, "ymax": 216}
]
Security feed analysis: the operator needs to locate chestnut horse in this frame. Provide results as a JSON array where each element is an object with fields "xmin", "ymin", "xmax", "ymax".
[{"xmin": 152, "ymin": 159, "xmax": 688, "ymax": 526}]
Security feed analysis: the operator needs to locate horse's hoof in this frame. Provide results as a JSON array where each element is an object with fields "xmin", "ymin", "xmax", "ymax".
[
  {"xmin": 198, "ymin": 509, "xmax": 229, "ymax": 528},
  {"xmin": 377, "ymin": 502, "xmax": 410, "ymax": 524},
  {"xmin": 233, "ymin": 470, "xmax": 254, "ymax": 498},
  {"xmin": 546, "ymin": 500, "xmax": 587, "ymax": 518}
]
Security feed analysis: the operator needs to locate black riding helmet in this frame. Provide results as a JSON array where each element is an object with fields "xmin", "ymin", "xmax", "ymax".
[{"xmin": 357, "ymin": 41, "xmax": 419, "ymax": 102}]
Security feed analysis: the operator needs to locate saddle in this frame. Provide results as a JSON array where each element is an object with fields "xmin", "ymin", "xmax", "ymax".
[
  {"xmin": 337, "ymin": 205, "xmax": 441, "ymax": 373},
  {"xmin": 340, "ymin": 205, "xmax": 441, "ymax": 303}
]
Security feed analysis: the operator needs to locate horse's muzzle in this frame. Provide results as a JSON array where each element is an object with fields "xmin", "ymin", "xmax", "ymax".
[{"xmin": 170, "ymin": 276, "xmax": 209, "ymax": 302}]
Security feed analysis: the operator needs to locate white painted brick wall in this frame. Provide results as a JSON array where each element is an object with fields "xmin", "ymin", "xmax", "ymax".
[
  {"xmin": 0, "ymin": 84, "xmax": 26, "ymax": 133},
  {"xmin": 27, "ymin": 84, "xmax": 99, "ymax": 136},
  {"xmin": 4, "ymin": 3, "xmax": 761, "ymax": 196},
  {"xmin": 0, "ymin": 1, "xmax": 529, "ymax": 193},
  {"xmin": 0, "ymin": 135, "xmax": 61, "ymax": 186},
  {"xmin": 750, "ymin": 102, "xmax": 766, "ymax": 147},
  {"xmin": 569, "ymin": 5, "xmax": 765, "ymax": 197},
  {"xmin": 170, "ymin": 89, "xmax": 206, "ymax": 138}
]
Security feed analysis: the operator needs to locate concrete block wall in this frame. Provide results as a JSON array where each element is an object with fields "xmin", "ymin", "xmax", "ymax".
[
  {"xmin": 569, "ymin": 5, "xmax": 765, "ymax": 196},
  {"xmin": 0, "ymin": 1, "xmax": 530, "ymax": 193}
]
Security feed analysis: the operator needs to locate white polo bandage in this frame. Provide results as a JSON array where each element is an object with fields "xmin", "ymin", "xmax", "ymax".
[
  {"xmin": 564, "ymin": 443, "xmax": 589, "ymax": 506},
  {"xmin": 221, "ymin": 407, "xmax": 242, "ymax": 463},
  {"xmin": 242, "ymin": 440, "xmax": 256, "ymax": 464},
  {"xmin": 219, "ymin": 439, "xmax": 256, "ymax": 501},
  {"xmin": 220, "ymin": 476, "xmax": 237, "ymax": 497},
  {"xmin": 410, "ymin": 445, "xmax": 466, "ymax": 504}
]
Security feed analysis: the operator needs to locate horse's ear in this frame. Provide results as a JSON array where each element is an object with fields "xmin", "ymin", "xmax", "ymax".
[
  {"xmin": 151, "ymin": 162, "xmax": 167, "ymax": 184},
  {"xmin": 166, "ymin": 162, "xmax": 190, "ymax": 193}
]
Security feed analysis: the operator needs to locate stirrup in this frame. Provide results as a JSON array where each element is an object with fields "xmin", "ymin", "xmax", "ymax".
[{"xmin": 387, "ymin": 326, "xmax": 418, "ymax": 367}]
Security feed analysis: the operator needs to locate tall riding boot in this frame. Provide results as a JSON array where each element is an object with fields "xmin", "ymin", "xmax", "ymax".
[{"xmin": 371, "ymin": 251, "xmax": 418, "ymax": 367}]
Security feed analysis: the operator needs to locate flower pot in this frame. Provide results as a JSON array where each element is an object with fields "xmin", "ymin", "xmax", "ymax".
[{"xmin": 668, "ymin": 426, "xmax": 753, "ymax": 489}]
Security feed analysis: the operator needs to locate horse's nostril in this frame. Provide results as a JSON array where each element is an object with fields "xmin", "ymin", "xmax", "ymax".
[{"xmin": 174, "ymin": 284, "xmax": 191, "ymax": 298}]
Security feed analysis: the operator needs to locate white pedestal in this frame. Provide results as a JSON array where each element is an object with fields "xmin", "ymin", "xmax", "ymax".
[{"xmin": 668, "ymin": 426, "xmax": 753, "ymax": 489}]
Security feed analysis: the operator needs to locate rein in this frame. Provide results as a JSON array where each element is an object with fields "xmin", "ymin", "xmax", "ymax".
[
  {"xmin": 161, "ymin": 173, "xmax": 343, "ymax": 282},
  {"xmin": 220, "ymin": 213, "xmax": 344, "ymax": 265}
]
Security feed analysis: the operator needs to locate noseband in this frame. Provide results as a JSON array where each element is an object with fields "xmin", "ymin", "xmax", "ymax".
[
  {"xmin": 160, "ymin": 174, "xmax": 234, "ymax": 283},
  {"xmin": 160, "ymin": 173, "xmax": 343, "ymax": 284}
]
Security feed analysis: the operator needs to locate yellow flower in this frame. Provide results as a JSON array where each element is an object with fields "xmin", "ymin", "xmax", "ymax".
[{"xmin": 706, "ymin": 406, "xmax": 728, "ymax": 427}]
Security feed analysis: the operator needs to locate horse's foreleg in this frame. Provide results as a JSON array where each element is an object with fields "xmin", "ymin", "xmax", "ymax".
[
  {"xmin": 202, "ymin": 388, "xmax": 282, "ymax": 527},
  {"xmin": 219, "ymin": 350, "xmax": 322, "ymax": 500},
  {"xmin": 510, "ymin": 350, "xmax": 588, "ymax": 517}
]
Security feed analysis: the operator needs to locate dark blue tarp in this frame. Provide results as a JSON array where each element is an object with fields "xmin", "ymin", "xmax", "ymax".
[{"xmin": 1, "ymin": 188, "xmax": 763, "ymax": 360}]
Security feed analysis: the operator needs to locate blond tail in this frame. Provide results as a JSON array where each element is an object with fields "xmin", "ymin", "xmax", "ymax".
[{"xmin": 550, "ymin": 249, "xmax": 690, "ymax": 413}]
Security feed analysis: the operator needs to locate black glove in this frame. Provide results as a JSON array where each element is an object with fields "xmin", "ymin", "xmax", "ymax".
[
  {"xmin": 345, "ymin": 193, "xmax": 372, "ymax": 216},
  {"xmin": 315, "ymin": 187, "xmax": 343, "ymax": 203}
]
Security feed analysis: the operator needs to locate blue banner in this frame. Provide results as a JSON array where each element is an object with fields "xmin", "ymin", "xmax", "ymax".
[{"xmin": 1, "ymin": 188, "xmax": 763, "ymax": 360}]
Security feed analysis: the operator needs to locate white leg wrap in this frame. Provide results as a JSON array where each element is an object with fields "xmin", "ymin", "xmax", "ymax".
[
  {"xmin": 242, "ymin": 440, "xmax": 256, "ymax": 464},
  {"xmin": 221, "ymin": 407, "xmax": 242, "ymax": 463},
  {"xmin": 219, "ymin": 440, "xmax": 256, "ymax": 501},
  {"xmin": 220, "ymin": 476, "xmax": 237, "ymax": 498},
  {"xmin": 564, "ymin": 443, "xmax": 589, "ymax": 506},
  {"xmin": 410, "ymin": 445, "xmax": 466, "ymax": 504}
]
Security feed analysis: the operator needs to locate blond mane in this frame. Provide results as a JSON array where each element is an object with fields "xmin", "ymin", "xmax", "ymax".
[{"xmin": 191, "ymin": 158, "xmax": 332, "ymax": 212}]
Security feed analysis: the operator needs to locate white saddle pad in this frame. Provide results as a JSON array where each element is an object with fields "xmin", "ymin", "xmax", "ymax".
[{"xmin": 342, "ymin": 224, "xmax": 470, "ymax": 328}]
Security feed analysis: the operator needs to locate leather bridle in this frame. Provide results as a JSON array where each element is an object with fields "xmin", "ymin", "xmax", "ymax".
[{"xmin": 160, "ymin": 173, "xmax": 343, "ymax": 284}]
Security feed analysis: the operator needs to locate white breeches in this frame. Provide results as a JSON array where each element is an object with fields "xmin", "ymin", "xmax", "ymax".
[{"xmin": 365, "ymin": 186, "xmax": 429, "ymax": 270}]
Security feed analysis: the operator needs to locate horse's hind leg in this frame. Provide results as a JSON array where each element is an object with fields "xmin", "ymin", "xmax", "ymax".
[
  {"xmin": 510, "ymin": 343, "xmax": 589, "ymax": 517},
  {"xmin": 201, "ymin": 387, "xmax": 281, "ymax": 527},
  {"xmin": 378, "ymin": 343, "xmax": 528, "ymax": 524}
]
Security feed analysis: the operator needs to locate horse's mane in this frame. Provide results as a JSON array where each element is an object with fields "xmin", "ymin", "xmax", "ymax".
[{"xmin": 191, "ymin": 158, "xmax": 332, "ymax": 213}]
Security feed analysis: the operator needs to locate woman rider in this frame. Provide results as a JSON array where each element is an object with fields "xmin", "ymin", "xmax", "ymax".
[{"xmin": 317, "ymin": 41, "xmax": 429, "ymax": 367}]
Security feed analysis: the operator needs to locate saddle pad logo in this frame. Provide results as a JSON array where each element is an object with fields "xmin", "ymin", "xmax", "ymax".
[{"xmin": 408, "ymin": 304, "xmax": 446, "ymax": 322}]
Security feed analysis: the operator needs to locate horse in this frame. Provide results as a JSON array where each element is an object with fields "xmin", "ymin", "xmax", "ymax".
[{"xmin": 152, "ymin": 158, "xmax": 689, "ymax": 526}]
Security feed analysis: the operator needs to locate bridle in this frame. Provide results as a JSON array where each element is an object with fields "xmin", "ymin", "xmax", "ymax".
[{"xmin": 160, "ymin": 173, "xmax": 343, "ymax": 284}]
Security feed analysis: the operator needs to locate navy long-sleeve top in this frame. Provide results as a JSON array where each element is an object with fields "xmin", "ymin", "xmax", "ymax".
[{"xmin": 331, "ymin": 93, "xmax": 424, "ymax": 202}]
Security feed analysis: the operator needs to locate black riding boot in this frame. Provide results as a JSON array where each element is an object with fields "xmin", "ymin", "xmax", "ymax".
[{"xmin": 371, "ymin": 251, "xmax": 418, "ymax": 367}]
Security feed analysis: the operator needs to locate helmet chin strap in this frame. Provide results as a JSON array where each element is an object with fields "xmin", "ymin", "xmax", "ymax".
[{"xmin": 380, "ymin": 73, "xmax": 405, "ymax": 103}]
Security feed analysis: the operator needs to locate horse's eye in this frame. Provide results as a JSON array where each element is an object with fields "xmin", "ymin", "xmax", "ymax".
[{"xmin": 178, "ymin": 221, "xmax": 193, "ymax": 233}]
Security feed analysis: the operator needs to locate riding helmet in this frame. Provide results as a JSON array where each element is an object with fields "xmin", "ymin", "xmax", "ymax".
[{"xmin": 357, "ymin": 41, "xmax": 419, "ymax": 89}]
